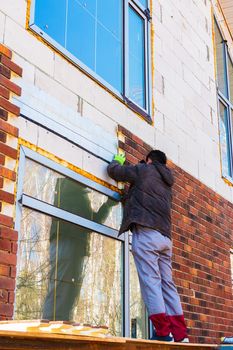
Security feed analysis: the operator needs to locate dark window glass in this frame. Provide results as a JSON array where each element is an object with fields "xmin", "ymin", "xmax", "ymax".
[{"xmin": 129, "ymin": 6, "xmax": 146, "ymax": 108}]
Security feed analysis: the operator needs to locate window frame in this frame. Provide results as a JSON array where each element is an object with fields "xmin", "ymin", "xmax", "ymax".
[
  {"xmin": 218, "ymin": 96, "xmax": 233, "ymax": 178},
  {"xmin": 15, "ymin": 145, "xmax": 148, "ymax": 338},
  {"xmin": 215, "ymin": 19, "xmax": 233, "ymax": 182},
  {"xmin": 28, "ymin": 0, "xmax": 152, "ymax": 121}
]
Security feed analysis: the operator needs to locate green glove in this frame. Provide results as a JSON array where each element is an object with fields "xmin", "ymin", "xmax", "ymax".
[{"xmin": 113, "ymin": 153, "xmax": 126, "ymax": 165}]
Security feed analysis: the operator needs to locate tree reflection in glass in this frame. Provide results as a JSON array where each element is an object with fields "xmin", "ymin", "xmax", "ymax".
[
  {"xmin": 23, "ymin": 159, "xmax": 122, "ymax": 230},
  {"xmin": 16, "ymin": 169, "xmax": 123, "ymax": 336},
  {"xmin": 15, "ymin": 209, "xmax": 123, "ymax": 335}
]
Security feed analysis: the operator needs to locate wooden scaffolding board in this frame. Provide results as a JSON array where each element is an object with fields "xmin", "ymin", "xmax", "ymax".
[{"xmin": 0, "ymin": 330, "xmax": 220, "ymax": 350}]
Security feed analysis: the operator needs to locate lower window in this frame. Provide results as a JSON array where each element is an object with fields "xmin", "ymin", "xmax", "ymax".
[
  {"xmin": 14, "ymin": 146, "xmax": 148, "ymax": 338},
  {"xmin": 15, "ymin": 209, "xmax": 123, "ymax": 336}
]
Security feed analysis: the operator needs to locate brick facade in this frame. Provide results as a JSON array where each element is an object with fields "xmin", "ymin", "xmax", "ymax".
[
  {"xmin": 118, "ymin": 125, "xmax": 233, "ymax": 344},
  {"xmin": 0, "ymin": 44, "xmax": 21, "ymax": 320}
]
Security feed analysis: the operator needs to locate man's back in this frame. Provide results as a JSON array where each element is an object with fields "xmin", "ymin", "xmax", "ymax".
[{"xmin": 107, "ymin": 161, "xmax": 174, "ymax": 237}]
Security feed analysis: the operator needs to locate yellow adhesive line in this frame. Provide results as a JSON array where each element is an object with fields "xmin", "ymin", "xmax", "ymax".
[
  {"xmin": 18, "ymin": 138, "xmax": 121, "ymax": 193},
  {"xmin": 25, "ymin": 0, "xmax": 31, "ymax": 30},
  {"xmin": 222, "ymin": 176, "xmax": 233, "ymax": 187}
]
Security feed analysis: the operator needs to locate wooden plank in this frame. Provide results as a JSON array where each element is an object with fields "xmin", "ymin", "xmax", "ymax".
[
  {"xmin": 0, "ymin": 338, "xmax": 124, "ymax": 350},
  {"xmin": 0, "ymin": 330, "xmax": 125, "ymax": 343},
  {"xmin": 126, "ymin": 339, "xmax": 218, "ymax": 350},
  {"xmin": 0, "ymin": 331, "xmax": 219, "ymax": 350},
  {"xmin": 0, "ymin": 331, "xmax": 125, "ymax": 350}
]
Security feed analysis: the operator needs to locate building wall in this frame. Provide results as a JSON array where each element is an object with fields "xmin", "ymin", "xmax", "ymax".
[
  {"xmin": 0, "ymin": 0, "xmax": 232, "ymax": 198},
  {"xmin": 0, "ymin": 44, "xmax": 21, "ymax": 319},
  {"xmin": 0, "ymin": 0, "xmax": 233, "ymax": 344}
]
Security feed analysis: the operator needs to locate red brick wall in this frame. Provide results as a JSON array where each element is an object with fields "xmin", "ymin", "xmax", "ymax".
[
  {"xmin": 118, "ymin": 125, "xmax": 233, "ymax": 344},
  {"xmin": 0, "ymin": 44, "xmax": 21, "ymax": 320}
]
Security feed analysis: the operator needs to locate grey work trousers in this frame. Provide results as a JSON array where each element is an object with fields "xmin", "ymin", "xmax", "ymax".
[{"xmin": 131, "ymin": 225, "xmax": 183, "ymax": 317}]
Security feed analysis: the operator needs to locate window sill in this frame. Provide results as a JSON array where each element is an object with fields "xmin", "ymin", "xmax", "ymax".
[{"xmin": 123, "ymin": 97, "xmax": 152, "ymax": 124}]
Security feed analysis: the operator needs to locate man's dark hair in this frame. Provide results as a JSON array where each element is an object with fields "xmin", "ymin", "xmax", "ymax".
[{"xmin": 146, "ymin": 150, "xmax": 167, "ymax": 164}]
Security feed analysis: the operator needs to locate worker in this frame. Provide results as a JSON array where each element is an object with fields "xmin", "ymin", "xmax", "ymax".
[{"xmin": 107, "ymin": 150, "xmax": 189, "ymax": 343}]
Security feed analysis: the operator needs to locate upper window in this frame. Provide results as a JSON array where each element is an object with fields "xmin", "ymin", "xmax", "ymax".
[
  {"xmin": 214, "ymin": 20, "xmax": 233, "ymax": 180},
  {"xmin": 29, "ymin": 0, "xmax": 151, "ymax": 118}
]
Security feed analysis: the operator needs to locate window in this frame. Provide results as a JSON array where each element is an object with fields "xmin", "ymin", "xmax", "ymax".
[
  {"xmin": 214, "ymin": 20, "xmax": 233, "ymax": 180},
  {"xmin": 29, "ymin": 0, "xmax": 151, "ymax": 118},
  {"xmin": 15, "ymin": 146, "xmax": 147, "ymax": 338}
]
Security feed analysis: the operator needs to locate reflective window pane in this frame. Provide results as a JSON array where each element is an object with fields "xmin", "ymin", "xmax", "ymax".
[
  {"xmin": 76, "ymin": 0, "xmax": 96, "ymax": 16},
  {"xmin": 129, "ymin": 6, "xmax": 146, "ymax": 108},
  {"xmin": 97, "ymin": 0, "xmax": 122, "ymax": 41},
  {"xmin": 96, "ymin": 1, "xmax": 123, "ymax": 91},
  {"xmin": 139, "ymin": 0, "xmax": 147, "ymax": 7},
  {"xmin": 23, "ymin": 159, "xmax": 122, "ymax": 230},
  {"xmin": 33, "ymin": 1, "xmax": 150, "ymax": 105},
  {"xmin": 214, "ymin": 21, "xmax": 228, "ymax": 97},
  {"xmin": 15, "ymin": 209, "xmax": 123, "ymax": 336},
  {"xmin": 228, "ymin": 55, "xmax": 233, "ymax": 104},
  {"xmin": 219, "ymin": 101, "xmax": 231, "ymax": 177},
  {"xmin": 34, "ymin": 0, "xmax": 66, "ymax": 47},
  {"xmin": 67, "ymin": 0, "xmax": 95, "ymax": 71},
  {"xmin": 130, "ymin": 251, "xmax": 147, "ymax": 339},
  {"xmin": 15, "ymin": 209, "xmax": 51, "ymax": 320},
  {"xmin": 34, "ymin": 0, "xmax": 123, "ymax": 94}
]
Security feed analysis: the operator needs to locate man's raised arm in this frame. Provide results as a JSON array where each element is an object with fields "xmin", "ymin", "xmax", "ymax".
[{"xmin": 107, "ymin": 154, "xmax": 138, "ymax": 184}]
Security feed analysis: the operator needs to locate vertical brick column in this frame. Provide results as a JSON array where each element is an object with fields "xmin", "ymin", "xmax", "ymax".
[
  {"xmin": 118, "ymin": 125, "xmax": 233, "ymax": 344},
  {"xmin": 0, "ymin": 44, "xmax": 22, "ymax": 320},
  {"xmin": 118, "ymin": 125, "xmax": 152, "ymax": 164}
]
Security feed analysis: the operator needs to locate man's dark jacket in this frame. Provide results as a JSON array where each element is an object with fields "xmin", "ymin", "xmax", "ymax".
[{"xmin": 107, "ymin": 160, "xmax": 174, "ymax": 238}]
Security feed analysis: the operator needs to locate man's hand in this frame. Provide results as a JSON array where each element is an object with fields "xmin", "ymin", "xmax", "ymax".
[{"xmin": 113, "ymin": 153, "xmax": 126, "ymax": 166}]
